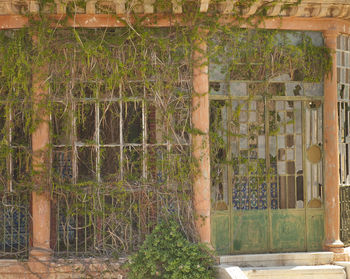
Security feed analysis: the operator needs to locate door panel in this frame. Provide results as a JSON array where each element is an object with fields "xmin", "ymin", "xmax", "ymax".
[
  {"xmin": 212, "ymin": 213, "xmax": 230, "ymax": 255},
  {"xmin": 307, "ymin": 209, "xmax": 325, "ymax": 251},
  {"xmin": 232, "ymin": 210, "xmax": 268, "ymax": 253},
  {"xmin": 271, "ymin": 209, "xmax": 305, "ymax": 251}
]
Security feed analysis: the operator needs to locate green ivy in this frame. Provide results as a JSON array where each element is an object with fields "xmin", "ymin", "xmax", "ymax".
[{"xmin": 127, "ymin": 219, "xmax": 215, "ymax": 279}]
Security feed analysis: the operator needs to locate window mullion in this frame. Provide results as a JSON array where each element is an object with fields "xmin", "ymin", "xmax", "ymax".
[
  {"xmin": 119, "ymin": 85, "xmax": 123, "ymax": 181},
  {"xmin": 7, "ymin": 105, "xmax": 12, "ymax": 192},
  {"xmin": 96, "ymin": 100, "xmax": 100, "ymax": 183},
  {"xmin": 142, "ymin": 97, "xmax": 146, "ymax": 180},
  {"xmin": 72, "ymin": 100, "xmax": 77, "ymax": 184}
]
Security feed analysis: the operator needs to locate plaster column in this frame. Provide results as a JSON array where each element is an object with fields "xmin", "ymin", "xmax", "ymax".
[
  {"xmin": 192, "ymin": 32, "xmax": 211, "ymax": 244},
  {"xmin": 323, "ymin": 30, "xmax": 344, "ymax": 253},
  {"xmin": 30, "ymin": 36, "xmax": 52, "ymax": 261}
]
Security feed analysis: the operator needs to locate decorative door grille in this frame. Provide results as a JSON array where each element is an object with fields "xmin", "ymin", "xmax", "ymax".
[{"xmin": 337, "ymin": 34, "xmax": 350, "ymax": 245}]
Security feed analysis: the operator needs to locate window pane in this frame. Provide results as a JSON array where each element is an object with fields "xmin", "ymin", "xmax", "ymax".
[
  {"xmin": 124, "ymin": 82, "xmax": 144, "ymax": 98},
  {"xmin": 12, "ymin": 148, "xmax": 31, "ymax": 184},
  {"xmin": 53, "ymin": 148, "xmax": 73, "ymax": 183},
  {"xmin": 52, "ymin": 102, "xmax": 71, "ymax": 145},
  {"xmin": 12, "ymin": 106, "xmax": 30, "ymax": 147},
  {"xmin": 123, "ymin": 146, "xmax": 142, "ymax": 182},
  {"xmin": 77, "ymin": 147, "xmax": 96, "ymax": 182},
  {"xmin": 101, "ymin": 147, "xmax": 120, "ymax": 181},
  {"xmin": 76, "ymin": 103, "xmax": 95, "ymax": 143},
  {"xmin": 100, "ymin": 102, "xmax": 120, "ymax": 144},
  {"xmin": 123, "ymin": 102, "xmax": 142, "ymax": 144}
]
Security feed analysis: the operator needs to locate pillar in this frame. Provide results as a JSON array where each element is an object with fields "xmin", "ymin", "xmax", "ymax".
[
  {"xmin": 30, "ymin": 35, "xmax": 52, "ymax": 261},
  {"xmin": 323, "ymin": 30, "xmax": 344, "ymax": 253},
  {"xmin": 192, "ymin": 31, "xmax": 211, "ymax": 244}
]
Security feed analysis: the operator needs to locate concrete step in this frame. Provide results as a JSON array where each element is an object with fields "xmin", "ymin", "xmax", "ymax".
[
  {"xmin": 217, "ymin": 264, "xmax": 346, "ymax": 279},
  {"xmin": 219, "ymin": 252, "xmax": 334, "ymax": 267}
]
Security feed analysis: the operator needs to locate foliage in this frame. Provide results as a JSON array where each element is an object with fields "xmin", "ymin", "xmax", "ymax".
[
  {"xmin": 0, "ymin": 0, "xmax": 332, "ymax": 264},
  {"xmin": 209, "ymin": 29, "xmax": 331, "ymax": 82},
  {"xmin": 127, "ymin": 219, "xmax": 215, "ymax": 279}
]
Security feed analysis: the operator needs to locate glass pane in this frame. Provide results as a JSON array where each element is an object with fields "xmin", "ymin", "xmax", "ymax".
[
  {"xmin": 231, "ymin": 100, "xmax": 267, "ymax": 210},
  {"xmin": 76, "ymin": 103, "xmax": 95, "ymax": 143},
  {"xmin": 172, "ymin": 99, "xmax": 190, "ymax": 145},
  {"xmin": 12, "ymin": 148, "xmax": 31, "ymax": 185},
  {"xmin": 77, "ymin": 147, "xmax": 96, "ymax": 182},
  {"xmin": 52, "ymin": 102, "xmax": 71, "ymax": 145},
  {"xmin": 100, "ymin": 102, "xmax": 120, "ymax": 144},
  {"xmin": 272, "ymin": 100, "xmax": 305, "ymax": 209},
  {"xmin": 210, "ymin": 100, "xmax": 228, "ymax": 207},
  {"xmin": 12, "ymin": 106, "xmax": 30, "ymax": 147},
  {"xmin": 53, "ymin": 148, "xmax": 73, "ymax": 183},
  {"xmin": 101, "ymin": 147, "xmax": 120, "ymax": 181},
  {"xmin": 123, "ymin": 146, "xmax": 142, "ymax": 182},
  {"xmin": 123, "ymin": 102, "xmax": 142, "ymax": 144}
]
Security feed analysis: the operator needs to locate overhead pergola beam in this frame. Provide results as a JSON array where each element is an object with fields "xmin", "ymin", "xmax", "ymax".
[{"xmin": 1, "ymin": 0, "xmax": 350, "ymax": 18}]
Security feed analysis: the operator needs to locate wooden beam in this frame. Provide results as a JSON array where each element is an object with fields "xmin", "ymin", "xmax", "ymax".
[{"xmin": 2, "ymin": 14, "xmax": 350, "ymax": 35}]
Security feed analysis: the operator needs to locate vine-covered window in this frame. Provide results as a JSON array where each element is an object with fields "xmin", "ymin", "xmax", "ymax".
[
  {"xmin": 48, "ymin": 28, "xmax": 192, "ymax": 256},
  {"xmin": 0, "ymin": 98, "xmax": 31, "ymax": 258},
  {"xmin": 0, "ymin": 30, "xmax": 32, "ymax": 258}
]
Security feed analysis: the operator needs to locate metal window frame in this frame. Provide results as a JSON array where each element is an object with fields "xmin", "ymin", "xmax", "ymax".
[{"xmin": 51, "ymin": 82, "xmax": 191, "ymax": 256}]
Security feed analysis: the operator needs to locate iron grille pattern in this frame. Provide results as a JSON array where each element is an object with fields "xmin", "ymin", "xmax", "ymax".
[
  {"xmin": 340, "ymin": 185, "xmax": 350, "ymax": 245},
  {"xmin": 0, "ymin": 104, "xmax": 30, "ymax": 259},
  {"xmin": 337, "ymin": 35, "xmax": 350, "ymax": 185},
  {"xmin": 337, "ymin": 35, "xmax": 350, "ymax": 246}
]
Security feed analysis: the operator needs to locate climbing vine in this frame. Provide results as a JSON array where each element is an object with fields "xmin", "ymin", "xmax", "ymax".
[{"xmin": 0, "ymin": 1, "xmax": 331, "ymax": 276}]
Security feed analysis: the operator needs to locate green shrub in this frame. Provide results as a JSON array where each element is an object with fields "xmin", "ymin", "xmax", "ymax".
[{"xmin": 127, "ymin": 220, "xmax": 215, "ymax": 279}]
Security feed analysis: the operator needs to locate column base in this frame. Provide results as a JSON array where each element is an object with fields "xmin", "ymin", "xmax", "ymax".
[
  {"xmin": 29, "ymin": 247, "xmax": 53, "ymax": 261},
  {"xmin": 324, "ymin": 240, "xmax": 344, "ymax": 253},
  {"xmin": 28, "ymin": 247, "xmax": 53, "ymax": 277}
]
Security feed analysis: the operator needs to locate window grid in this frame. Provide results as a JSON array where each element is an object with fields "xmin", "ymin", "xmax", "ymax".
[
  {"xmin": 52, "ymin": 84, "xmax": 191, "ymax": 256},
  {"xmin": 0, "ymin": 103, "xmax": 30, "ymax": 259}
]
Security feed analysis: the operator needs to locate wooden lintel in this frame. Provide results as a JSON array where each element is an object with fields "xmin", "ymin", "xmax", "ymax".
[{"xmin": 2, "ymin": 14, "xmax": 350, "ymax": 34}]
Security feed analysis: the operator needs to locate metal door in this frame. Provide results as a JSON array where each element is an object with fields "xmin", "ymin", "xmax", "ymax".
[{"xmin": 211, "ymin": 96, "xmax": 324, "ymax": 254}]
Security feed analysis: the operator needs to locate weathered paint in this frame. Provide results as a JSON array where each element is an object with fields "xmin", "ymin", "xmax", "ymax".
[
  {"xmin": 323, "ymin": 30, "xmax": 344, "ymax": 252},
  {"xmin": 212, "ymin": 208, "xmax": 325, "ymax": 254},
  {"xmin": 232, "ymin": 210, "xmax": 268, "ymax": 254},
  {"xmin": 211, "ymin": 212, "xmax": 230, "ymax": 255},
  {"xmin": 30, "ymin": 36, "xmax": 52, "ymax": 261},
  {"xmin": 307, "ymin": 209, "xmax": 325, "ymax": 251},
  {"xmin": 192, "ymin": 31, "xmax": 211, "ymax": 245},
  {"xmin": 271, "ymin": 210, "xmax": 305, "ymax": 252}
]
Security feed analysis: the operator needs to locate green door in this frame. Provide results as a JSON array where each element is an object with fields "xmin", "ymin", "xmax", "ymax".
[{"xmin": 210, "ymin": 97, "xmax": 324, "ymax": 255}]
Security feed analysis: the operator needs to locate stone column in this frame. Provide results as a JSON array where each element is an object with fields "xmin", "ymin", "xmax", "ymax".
[
  {"xmin": 192, "ymin": 32, "xmax": 211, "ymax": 244},
  {"xmin": 30, "ymin": 36, "xmax": 52, "ymax": 262},
  {"xmin": 323, "ymin": 30, "xmax": 344, "ymax": 253}
]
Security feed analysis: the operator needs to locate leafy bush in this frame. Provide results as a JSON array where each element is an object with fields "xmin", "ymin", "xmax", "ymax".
[{"xmin": 127, "ymin": 220, "xmax": 215, "ymax": 279}]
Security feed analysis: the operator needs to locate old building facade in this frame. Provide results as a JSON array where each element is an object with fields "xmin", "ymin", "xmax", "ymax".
[{"xmin": 0, "ymin": 0, "xmax": 350, "ymax": 278}]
